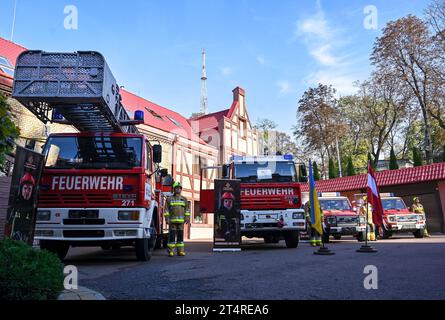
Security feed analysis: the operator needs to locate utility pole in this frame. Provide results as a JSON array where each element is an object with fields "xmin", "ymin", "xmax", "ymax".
[
  {"xmin": 336, "ymin": 136, "xmax": 342, "ymax": 178},
  {"xmin": 200, "ymin": 48, "xmax": 208, "ymax": 115}
]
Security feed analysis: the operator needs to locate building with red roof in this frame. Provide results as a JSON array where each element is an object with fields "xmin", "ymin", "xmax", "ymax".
[{"xmin": 301, "ymin": 163, "xmax": 445, "ymax": 232}]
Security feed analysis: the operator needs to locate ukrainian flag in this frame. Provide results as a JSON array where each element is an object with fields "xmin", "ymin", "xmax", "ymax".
[{"xmin": 309, "ymin": 160, "xmax": 323, "ymax": 235}]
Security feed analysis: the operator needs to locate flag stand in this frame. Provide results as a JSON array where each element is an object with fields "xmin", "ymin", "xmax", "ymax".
[
  {"xmin": 314, "ymin": 228, "xmax": 335, "ymax": 255},
  {"xmin": 357, "ymin": 200, "xmax": 377, "ymax": 253}
]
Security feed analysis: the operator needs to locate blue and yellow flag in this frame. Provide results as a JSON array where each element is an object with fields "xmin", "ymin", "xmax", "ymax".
[{"xmin": 309, "ymin": 160, "xmax": 323, "ymax": 235}]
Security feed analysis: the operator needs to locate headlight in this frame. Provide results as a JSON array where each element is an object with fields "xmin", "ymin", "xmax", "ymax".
[
  {"xmin": 327, "ymin": 217, "xmax": 337, "ymax": 225},
  {"xmin": 118, "ymin": 211, "xmax": 140, "ymax": 221},
  {"xmin": 293, "ymin": 212, "xmax": 304, "ymax": 219},
  {"xmin": 417, "ymin": 214, "xmax": 424, "ymax": 221},
  {"xmin": 389, "ymin": 216, "xmax": 396, "ymax": 222},
  {"xmin": 37, "ymin": 210, "xmax": 51, "ymax": 221}
]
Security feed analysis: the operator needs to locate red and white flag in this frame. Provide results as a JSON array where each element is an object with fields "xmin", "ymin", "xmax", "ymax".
[{"xmin": 367, "ymin": 161, "xmax": 384, "ymax": 226}]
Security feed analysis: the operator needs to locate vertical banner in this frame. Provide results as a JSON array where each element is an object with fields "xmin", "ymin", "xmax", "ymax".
[
  {"xmin": 4, "ymin": 146, "xmax": 45, "ymax": 245},
  {"xmin": 213, "ymin": 179, "xmax": 241, "ymax": 251}
]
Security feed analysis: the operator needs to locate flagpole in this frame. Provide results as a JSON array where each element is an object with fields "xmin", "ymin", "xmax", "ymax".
[{"xmin": 357, "ymin": 161, "xmax": 377, "ymax": 253}]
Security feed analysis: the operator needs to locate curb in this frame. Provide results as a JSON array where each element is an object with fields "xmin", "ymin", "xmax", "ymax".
[{"xmin": 58, "ymin": 286, "xmax": 106, "ymax": 301}]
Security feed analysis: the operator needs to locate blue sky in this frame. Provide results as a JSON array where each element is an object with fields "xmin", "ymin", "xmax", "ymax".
[{"xmin": 0, "ymin": 0, "xmax": 428, "ymax": 135}]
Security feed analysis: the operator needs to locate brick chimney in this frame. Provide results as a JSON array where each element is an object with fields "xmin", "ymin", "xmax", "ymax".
[{"xmin": 232, "ymin": 86, "xmax": 245, "ymax": 102}]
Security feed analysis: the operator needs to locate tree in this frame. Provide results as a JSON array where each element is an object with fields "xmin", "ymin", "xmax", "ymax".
[
  {"xmin": 328, "ymin": 158, "xmax": 338, "ymax": 179},
  {"xmin": 0, "ymin": 93, "xmax": 19, "ymax": 173},
  {"xmin": 413, "ymin": 147, "xmax": 423, "ymax": 166},
  {"xmin": 313, "ymin": 161, "xmax": 320, "ymax": 181},
  {"xmin": 346, "ymin": 156, "xmax": 356, "ymax": 176},
  {"xmin": 371, "ymin": 15, "xmax": 436, "ymax": 164},
  {"xmin": 389, "ymin": 148, "xmax": 399, "ymax": 170},
  {"xmin": 274, "ymin": 132, "xmax": 299, "ymax": 156},
  {"xmin": 294, "ymin": 83, "xmax": 346, "ymax": 177},
  {"xmin": 255, "ymin": 118, "xmax": 277, "ymax": 155},
  {"xmin": 367, "ymin": 153, "xmax": 376, "ymax": 170}
]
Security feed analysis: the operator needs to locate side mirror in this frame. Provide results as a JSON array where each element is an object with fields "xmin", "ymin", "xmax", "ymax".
[
  {"xmin": 153, "ymin": 144, "xmax": 162, "ymax": 163},
  {"xmin": 222, "ymin": 164, "xmax": 229, "ymax": 178},
  {"xmin": 160, "ymin": 168, "xmax": 169, "ymax": 177}
]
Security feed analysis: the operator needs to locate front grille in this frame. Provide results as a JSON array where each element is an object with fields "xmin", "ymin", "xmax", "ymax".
[
  {"xmin": 63, "ymin": 230, "xmax": 105, "ymax": 238},
  {"xmin": 63, "ymin": 219, "xmax": 105, "ymax": 225},
  {"xmin": 337, "ymin": 216, "xmax": 358, "ymax": 224},
  {"xmin": 39, "ymin": 193, "xmax": 113, "ymax": 206},
  {"xmin": 68, "ymin": 210, "xmax": 99, "ymax": 219}
]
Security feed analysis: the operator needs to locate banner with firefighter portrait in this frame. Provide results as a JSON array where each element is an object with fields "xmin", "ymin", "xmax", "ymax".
[
  {"xmin": 214, "ymin": 179, "xmax": 241, "ymax": 249},
  {"xmin": 4, "ymin": 146, "xmax": 45, "ymax": 245}
]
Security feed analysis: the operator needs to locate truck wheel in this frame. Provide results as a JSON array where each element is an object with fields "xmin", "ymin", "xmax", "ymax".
[
  {"xmin": 136, "ymin": 224, "xmax": 157, "ymax": 261},
  {"xmin": 333, "ymin": 235, "xmax": 342, "ymax": 240},
  {"xmin": 155, "ymin": 235, "xmax": 163, "ymax": 250},
  {"xmin": 284, "ymin": 231, "xmax": 299, "ymax": 248},
  {"xmin": 378, "ymin": 225, "xmax": 391, "ymax": 239},
  {"xmin": 40, "ymin": 240, "xmax": 69, "ymax": 261},
  {"xmin": 357, "ymin": 232, "xmax": 365, "ymax": 242},
  {"xmin": 413, "ymin": 229, "xmax": 424, "ymax": 238},
  {"xmin": 322, "ymin": 232, "xmax": 330, "ymax": 244}
]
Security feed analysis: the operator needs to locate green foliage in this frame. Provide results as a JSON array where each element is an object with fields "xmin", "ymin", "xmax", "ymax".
[
  {"xmin": 389, "ymin": 148, "xmax": 399, "ymax": 170},
  {"xmin": 413, "ymin": 147, "xmax": 423, "ymax": 166},
  {"xmin": 0, "ymin": 238, "xmax": 64, "ymax": 300},
  {"xmin": 312, "ymin": 161, "xmax": 320, "ymax": 181},
  {"xmin": 346, "ymin": 156, "xmax": 356, "ymax": 176},
  {"xmin": 0, "ymin": 93, "xmax": 20, "ymax": 170},
  {"xmin": 328, "ymin": 158, "xmax": 338, "ymax": 179}
]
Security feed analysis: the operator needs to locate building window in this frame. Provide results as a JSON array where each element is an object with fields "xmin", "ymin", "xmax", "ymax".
[
  {"xmin": 167, "ymin": 116, "xmax": 182, "ymax": 127},
  {"xmin": 0, "ymin": 56, "xmax": 14, "ymax": 77},
  {"xmin": 193, "ymin": 201, "xmax": 207, "ymax": 224},
  {"xmin": 145, "ymin": 107, "xmax": 164, "ymax": 120},
  {"xmin": 239, "ymin": 119, "xmax": 247, "ymax": 138}
]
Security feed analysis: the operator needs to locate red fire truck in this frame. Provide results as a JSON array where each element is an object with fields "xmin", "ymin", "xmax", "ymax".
[
  {"xmin": 378, "ymin": 193, "xmax": 426, "ymax": 239},
  {"xmin": 12, "ymin": 50, "xmax": 167, "ymax": 261},
  {"xmin": 201, "ymin": 155, "xmax": 307, "ymax": 248},
  {"xmin": 317, "ymin": 193, "xmax": 366, "ymax": 243}
]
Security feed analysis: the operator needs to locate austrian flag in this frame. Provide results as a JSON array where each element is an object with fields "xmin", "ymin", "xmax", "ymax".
[{"xmin": 367, "ymin": 162, "xmax": 384, "ymax": 226}]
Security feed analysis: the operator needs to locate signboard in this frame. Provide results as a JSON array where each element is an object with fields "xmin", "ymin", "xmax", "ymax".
[
  {"xmin": 213, "ymin": 179, "xmax": 241, "ymax": 251},
  {"xmin": 4, "ymin": 146, "xmax": 45, "ymax": 245}
]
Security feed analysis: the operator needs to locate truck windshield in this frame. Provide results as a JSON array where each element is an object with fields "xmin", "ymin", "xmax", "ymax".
[
  {"xmin": 233, "ymin": 161, "xmax": 297, "ymax": 183},
  {"xmin": 319, "ymin": 199, "xmax": 352, "ymax": 211},
  {"xmin": 44, "ymin": 136, "xmax": 142, "ymax": 169},
  {"xmin": 382, "ymin": 198, "xmax": 407, "ymax": 210}
]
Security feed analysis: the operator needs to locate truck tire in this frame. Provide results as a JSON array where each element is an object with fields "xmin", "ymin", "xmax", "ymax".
[
  {"xmin": 284, "ymin": 231, "xmax": 299, "ymax": 248},
  {"xmin": 378, "ymin": 225, "xmax": 391, "ymax": 239},
  {"xmin": 333, "ymin": 235, "xmax": 342, "ymax": 240},
  {"xmin": 40, "ymin": 240, "xmax": 69, "ymax": 261},
  {"xmin": 155, "ymin": 235, "xmax": 163, "ymax": 249},
  {"xmin": 413, "ymin": 229, "xmax": 424, "ymax": 238},
  {"xmin": 357, "ymin": 231, "xmax": 366, "ymax": 242},
  {"xmin": 135, "ymin": 236, "xmax": 155, "ymax": 262}
]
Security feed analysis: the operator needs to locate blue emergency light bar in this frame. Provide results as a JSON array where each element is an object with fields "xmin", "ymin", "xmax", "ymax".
[
  {"xmin": 134, "ymin": 110, "xmax": 144, "ymax": 121},
  {"xmin": 284, "ymin": 154, "xmax": 293, "ymax": 160}
]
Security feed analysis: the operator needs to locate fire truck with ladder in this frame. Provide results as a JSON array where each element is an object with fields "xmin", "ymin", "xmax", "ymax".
[
  {"xmin": 200, "ymin": 155, "xmax": 307, "ymax": 248},
  {"xmin": 12, "ymin": 50, "xmax": 169, "ymax": 261}
]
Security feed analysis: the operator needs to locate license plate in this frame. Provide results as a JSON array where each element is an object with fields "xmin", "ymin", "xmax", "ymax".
[
  {"xmin": 402, "ymin": 224, "xmax": 416, "ymax": 229},
  {"xmin": 259, "ymin": 214, "xmax": 277, "ymax": 219}
]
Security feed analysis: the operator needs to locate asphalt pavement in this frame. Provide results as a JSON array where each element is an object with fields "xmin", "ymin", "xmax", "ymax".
[{"xmin": 65, "ymin": 235, "xmax": 445, "ymax": 300}]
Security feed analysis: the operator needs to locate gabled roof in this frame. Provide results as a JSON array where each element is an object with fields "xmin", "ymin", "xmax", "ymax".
[
  {"xmin": 301, "ymin": 163, "xmax": 445, "ymax": 192},
  {"xmin": 0, "ymin": 37, "xmax": 27, "ymax": 89},
  {"xmin": 190, "ymin": 109, "xmax": 229, "ymax": 133},
  {"xmin": 120, "ymin": 89, "xmax": 207, "ymax": 144}
]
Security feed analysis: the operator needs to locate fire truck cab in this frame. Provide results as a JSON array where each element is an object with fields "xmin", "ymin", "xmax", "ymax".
[
  {"xmin": 35, "ymin": 132, "xmax": 163, "ymax": 261},
  {"xmin": 223, "ymin": 155, "xmax": 306, "ymax": 248},
  {"xmin": 317, "ymin": 193, "xmax": 366, "ymax": 243},
  {"xmin": 378, "ymin": 193, "xmax": 426, "ymax": 239}
]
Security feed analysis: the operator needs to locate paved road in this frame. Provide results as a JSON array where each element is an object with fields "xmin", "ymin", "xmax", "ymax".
[{"xmin": 65, "ymin": 235, "xmax": 445, "ymax": 300}]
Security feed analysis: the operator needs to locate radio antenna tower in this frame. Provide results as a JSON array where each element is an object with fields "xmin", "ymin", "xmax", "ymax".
[{"xmin": 200, "ymin": 48, "xmax": 208, "ymax": 115}]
